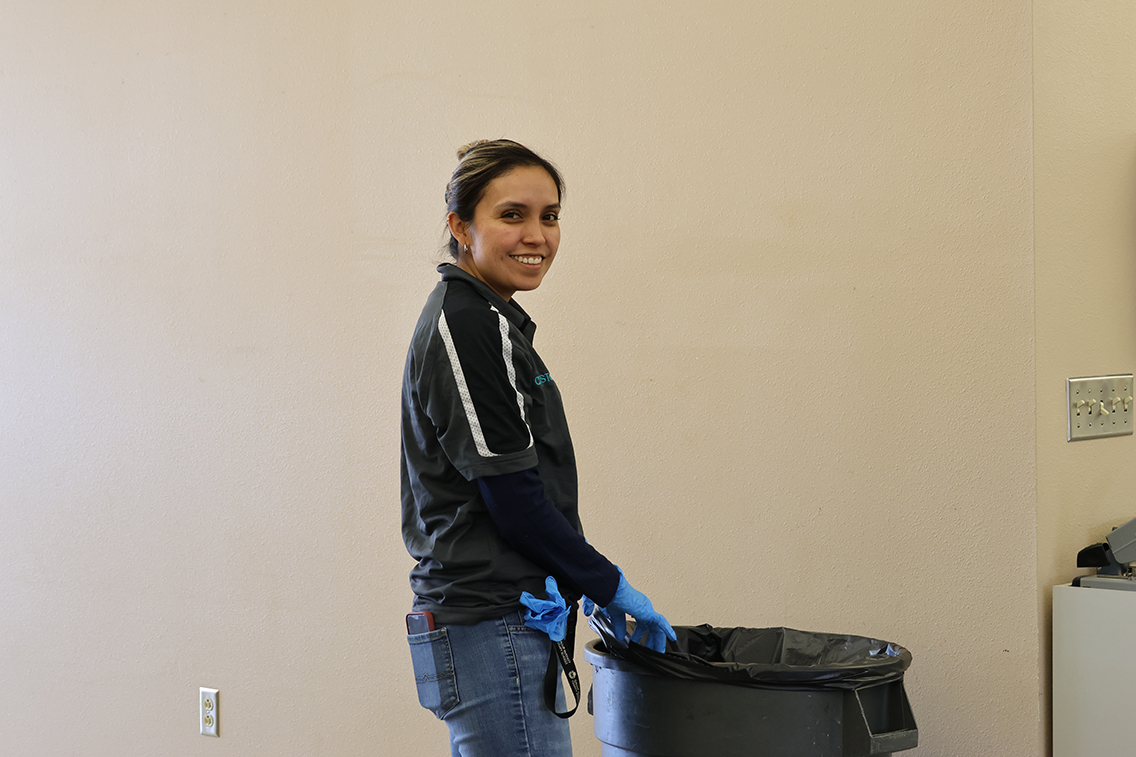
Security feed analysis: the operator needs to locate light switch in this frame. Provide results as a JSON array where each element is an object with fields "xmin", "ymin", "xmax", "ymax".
[{"xmin": 1067, "ymin": 375, "xmax": 1134, "ymax": 441}]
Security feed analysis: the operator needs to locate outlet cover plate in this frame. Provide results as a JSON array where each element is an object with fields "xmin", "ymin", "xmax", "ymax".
[
  {"xmin": 1067, "ymin": 374, "xmax": 1134, "ymax": 441},
  {"xmin": 200, "ymin": 687, "xmax": 218, "ymax": 737}
]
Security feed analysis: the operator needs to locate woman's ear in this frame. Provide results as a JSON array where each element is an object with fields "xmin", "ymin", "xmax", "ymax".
[{"xmin": 447, "ymin": 212, "xmax": 469, "ymax": 252}]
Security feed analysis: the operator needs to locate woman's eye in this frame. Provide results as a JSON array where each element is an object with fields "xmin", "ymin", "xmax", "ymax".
[{"xmin": 543, "ymin": 213, "xmax": 560, "ymax": 222}]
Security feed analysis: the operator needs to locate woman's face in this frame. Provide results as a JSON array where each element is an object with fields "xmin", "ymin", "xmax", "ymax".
[{"xmin": 449, "ymin": 165, "xmax": 561, "ymax": 302}]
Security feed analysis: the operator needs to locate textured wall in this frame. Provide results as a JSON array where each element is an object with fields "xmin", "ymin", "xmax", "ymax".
[
  {"xmin": 1036, "ymin": 2, "xmax": 1136, "ymax": 754},
  {"xmin": 1, "ymin": 2, "xmax": 1035, "ymax": 755}
]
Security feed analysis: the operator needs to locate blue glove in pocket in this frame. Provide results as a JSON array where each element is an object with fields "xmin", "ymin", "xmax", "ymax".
[{"xmin": 519, "ymin": 576, "xmax": 569, "ymax": 642}]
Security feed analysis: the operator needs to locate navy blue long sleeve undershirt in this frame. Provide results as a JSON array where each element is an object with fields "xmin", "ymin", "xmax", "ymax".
[{"xmin": 478, "ymin": 468, "xmax": 621, "ymax": 608}]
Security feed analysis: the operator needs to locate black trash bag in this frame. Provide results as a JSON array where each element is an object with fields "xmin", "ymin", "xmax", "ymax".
[{"xmin": 587, "ymin": 611, "xmax": 911, "ymax": 691}]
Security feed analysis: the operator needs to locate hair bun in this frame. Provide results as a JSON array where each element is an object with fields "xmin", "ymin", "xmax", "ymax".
[{"xmin": 456, "ymin": 140, "xmax": 490, "ymax": 160}]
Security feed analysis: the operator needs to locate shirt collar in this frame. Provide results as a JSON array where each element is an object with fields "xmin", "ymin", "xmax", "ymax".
[{"xmin": 438, "ymin": 264, "xmax": 537, "ymax": 340}]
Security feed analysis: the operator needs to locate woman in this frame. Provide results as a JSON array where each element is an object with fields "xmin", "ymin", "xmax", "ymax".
[{"xmin": 401, "ymin": 139, "xmax": 674, "ymax": 757}]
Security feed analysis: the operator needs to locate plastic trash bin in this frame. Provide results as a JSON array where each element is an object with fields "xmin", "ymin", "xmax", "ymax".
[{"xmin": 584, "ymin": 622, "xmax": 917, "ymax": 757}]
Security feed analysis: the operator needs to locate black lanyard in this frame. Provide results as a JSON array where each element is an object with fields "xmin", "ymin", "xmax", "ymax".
[{"xmin": 543, "ymin": 602, "xmax": 581, "ymax": 718}]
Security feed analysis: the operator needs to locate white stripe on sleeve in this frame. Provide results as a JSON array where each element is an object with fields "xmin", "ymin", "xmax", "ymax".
[{"xmin": 438, "ymin": 309, "xmax": 533, "ymax": 459}]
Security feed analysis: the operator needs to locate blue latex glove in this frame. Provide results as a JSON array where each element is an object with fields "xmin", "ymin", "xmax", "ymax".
[
  {"xmin": 603, "ymin": 573, "xmax": 676, "ymax": 653},
  {"xmin": 519, "ymin": 576, "xmax": 569, "ymax": 642}
]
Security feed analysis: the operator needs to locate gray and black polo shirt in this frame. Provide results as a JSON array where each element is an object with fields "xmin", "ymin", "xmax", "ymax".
[{"xmin": 400, "ymin": 264, "xmax": 582, "ymax": 624}]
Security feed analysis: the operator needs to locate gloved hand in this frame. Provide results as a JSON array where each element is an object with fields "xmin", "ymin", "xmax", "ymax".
[{"xmin": 603, "ymin": 572, "xmax": 676, "ymax": 653}]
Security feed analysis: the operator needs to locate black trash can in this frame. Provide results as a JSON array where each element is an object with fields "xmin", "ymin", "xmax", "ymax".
[{"xmin": 584, "ymin": 623, "xmax": 917, "ymax": 757}]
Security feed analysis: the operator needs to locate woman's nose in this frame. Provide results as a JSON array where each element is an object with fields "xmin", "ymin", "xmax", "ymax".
[{"xmin": 521, "ymin": 219, "xmax": 545, "ymax": 245}]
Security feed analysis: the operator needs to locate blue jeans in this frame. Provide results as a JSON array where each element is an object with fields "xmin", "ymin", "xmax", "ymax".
[{"xmin": 408, "ymin": 610, "xmax": 572, "ymax": 757}]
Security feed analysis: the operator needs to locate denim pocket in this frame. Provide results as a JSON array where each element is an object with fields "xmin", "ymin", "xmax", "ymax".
[{"xmin": 407, "ymin": 628, "xmax": 459, "ymax": 719}]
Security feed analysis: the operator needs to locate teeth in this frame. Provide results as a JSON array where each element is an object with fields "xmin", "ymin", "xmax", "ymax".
[{"xmin": 512, "ymin": 256, "xmax": 542, "ymax": 265}]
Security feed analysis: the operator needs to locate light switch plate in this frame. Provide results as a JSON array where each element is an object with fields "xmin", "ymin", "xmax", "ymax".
[{"xmin": 1067, "ymin": 375, "xmax": 1134, "ymax": 441}]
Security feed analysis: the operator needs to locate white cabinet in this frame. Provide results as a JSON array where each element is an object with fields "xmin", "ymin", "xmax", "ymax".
[{"xmin": 1053, "ymin": 583, "xmax": 1136, "ymax": 756}]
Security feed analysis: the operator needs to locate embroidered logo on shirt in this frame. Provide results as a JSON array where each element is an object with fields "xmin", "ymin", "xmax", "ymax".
[{"xmin": 535, "ymin": 372, "xmax": 553, "ymax": 386}]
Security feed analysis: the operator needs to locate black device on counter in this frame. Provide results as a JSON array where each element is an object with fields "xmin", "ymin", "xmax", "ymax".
[{"xmin": 1074, "ymin": 516, "xmax": 1136, "ymax": 590}]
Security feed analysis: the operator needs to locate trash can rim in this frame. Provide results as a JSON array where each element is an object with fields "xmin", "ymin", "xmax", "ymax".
[{"xmin": 585, "ymin": 623, "xmax": 912, "ymax": 691}]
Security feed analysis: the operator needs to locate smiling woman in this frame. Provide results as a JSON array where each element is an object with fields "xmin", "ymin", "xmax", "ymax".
[
  {"xmin": 445, "ymin": 142, "xmax": 563, "ymax": 301},
  {"xmin": 399, "ymin": 139, "xmax": 675, "ymax": 756}
]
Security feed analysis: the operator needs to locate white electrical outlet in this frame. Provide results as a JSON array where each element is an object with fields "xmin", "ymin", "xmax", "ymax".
[
  {"xmin": 200, "ymin": 687, "xmax": 219, "ymax": 737},
  {"xmin": 1067, "ymin": 374, "xmax": 1134, "ymax": 441}
]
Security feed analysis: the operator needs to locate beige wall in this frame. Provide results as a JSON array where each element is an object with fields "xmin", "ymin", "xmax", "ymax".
[
  {"xmin": 1036, "ymin": 1, "xmax": 1136, "ymax": 754},
  {"xmin": 1, "ymin": 2, "xmax": 1042, "ymax": 755}
]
